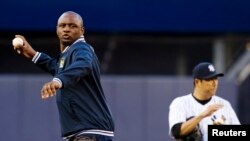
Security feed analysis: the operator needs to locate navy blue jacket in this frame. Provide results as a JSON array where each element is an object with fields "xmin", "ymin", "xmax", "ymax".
[{"xmin": 34, "ymin": 39, "xmax": 114, "ymax": 137}]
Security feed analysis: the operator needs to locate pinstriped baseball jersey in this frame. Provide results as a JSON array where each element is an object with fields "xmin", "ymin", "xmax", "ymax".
[{"xmin": 169, "ymin": 93, "xmax": 240, "ymax": 141}]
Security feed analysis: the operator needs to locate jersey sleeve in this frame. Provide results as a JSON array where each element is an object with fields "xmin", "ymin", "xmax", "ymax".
[
  {"xmin": 34, "ymin": 52, "xmax": 58, "ymax": 75},
  {"xmin": 169, "ymin": 97, "xmax": 187, "ymax": 135},
  {"xmin": 54, "ymin": 44, "xmax": 94, "ymax": 88}
]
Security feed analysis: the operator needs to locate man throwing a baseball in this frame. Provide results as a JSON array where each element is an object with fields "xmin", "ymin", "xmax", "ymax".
[
  {"xmin": 168, "ymin": 62, "xmax": 240, "ymax": 141},
  {"xmin": 12, "ymin": 11, "xmax": 115, "ymax": 141}
]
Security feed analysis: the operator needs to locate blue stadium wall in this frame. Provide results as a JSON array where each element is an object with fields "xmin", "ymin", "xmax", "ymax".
[
  {"xmin": 0, "ymin": 75, "xmax": 239, "ymax": 141},
  {"xmin": 1, "ymin": 0, "xmax": 250, "ymax": 33}
]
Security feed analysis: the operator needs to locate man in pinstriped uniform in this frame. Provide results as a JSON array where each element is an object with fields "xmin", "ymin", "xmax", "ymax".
[{"xmin": 168, "ymin": 62, "xmax": 240, "ymax": 141}]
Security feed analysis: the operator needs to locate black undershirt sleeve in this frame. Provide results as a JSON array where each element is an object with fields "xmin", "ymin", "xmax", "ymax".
[{"xmin": 171, "ymin": 122, "xmax": 182, "ymax": 139}]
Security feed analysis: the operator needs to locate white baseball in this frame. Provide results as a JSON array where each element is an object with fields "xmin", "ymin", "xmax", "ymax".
[{"xmin": 12, "ymin": 37, "xmax": 23, "ymax": 54}]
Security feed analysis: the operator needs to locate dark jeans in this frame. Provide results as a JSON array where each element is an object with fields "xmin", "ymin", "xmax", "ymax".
[{"xmin": 68, "ymin": 134, "xmax": 113, "ymax": 141}]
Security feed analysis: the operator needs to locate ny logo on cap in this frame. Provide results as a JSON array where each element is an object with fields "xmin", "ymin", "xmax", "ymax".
[{"xmin": 208, "ymin": 65, "xmax": 215, "ymax": 72}]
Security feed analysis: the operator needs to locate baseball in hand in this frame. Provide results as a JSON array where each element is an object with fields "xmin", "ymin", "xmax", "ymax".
[{"xmin": 12, "ymin": 37, "xmax": 23, "ymax": 54}]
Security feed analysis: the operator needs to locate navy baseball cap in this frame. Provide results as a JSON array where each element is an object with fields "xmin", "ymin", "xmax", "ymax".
[{"xmin": 192, "ymin": 62, "xmax": 224, "ymax": 79}]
